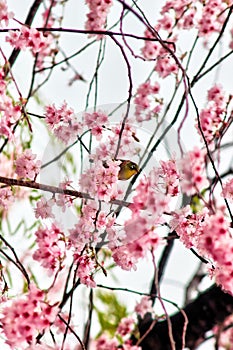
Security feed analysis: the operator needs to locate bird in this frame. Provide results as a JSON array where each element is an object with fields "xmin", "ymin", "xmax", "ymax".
[{"xmin": 117, "ymin": 160, "xmax": 139, "ymax": 180}]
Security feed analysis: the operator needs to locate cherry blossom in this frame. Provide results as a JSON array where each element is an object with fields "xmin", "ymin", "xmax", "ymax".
[
  {"xmin": 94, "ymin": 333, "xmax": 118, "ymax": 350},
  {"xmin": 0, "ymin": 0, "xmax": 14, "ymax": 26},
  {"xmin": 134, "ymin": 80, "xmax": 162, "ymax": 122},
  {"xmin": 45, "ymin": 102, "xmax": 82, "ymax": 144},
  {"xmin": 222, "ymin": 178, "xmax": 233, "ymax": 202},
  {"xmin": 34, "ymin": 197, "xmax": 55, "ymax": 219},
  {"xmin": 85, "ymin": 0, "xmax": 113, "ymax": 36},
  {"xmin": 15, "ymin": 149, "xmax": 41, "ymax": 180},
  {"xmin": 84, "ymin": 110, "xmax": 109, "ymax": 140},
  {"xmin": 6, "ymin": 26, "xmax": 50, "ymax": 55},
  {"xmin": 33, "ymin": 224, "xmax": 67, "ymax": 272},
  {"xmin": 117, "ymin": 316, "xmax": 135, "ymax": 338},
  {"xmin": 79, "ymin": 159, "xmax": 121, "ymax": 202},
  {"xmin": 0, "ymin": 187, "xmax": 13, "ymax": 210},
  {"xmin": 178, "ymin": 147, "xmax": 209, "ymax": 196},
  {"xmin": 1, "ymin": 285, "xmax": 58, "ymax": 349},
  {"xmin": 135, "ymin": 296, "xmax": 154, "ymax": 318},
  {"xmin": 197, "ymin": 84, "xmax": 229, "ymax": 144}
]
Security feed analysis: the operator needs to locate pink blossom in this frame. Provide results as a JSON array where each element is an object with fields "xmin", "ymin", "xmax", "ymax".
[
  {"xmin": 45, "ymin": 102, "xmax": 74, "ymax": 128},
  {"xmin": 161, "ymin": 0, "xmax": 194, "ymax": 18},
  {"xmin": 1, "ymin": 285, "xmax": 58, "ymax": 348},
  {"xmin": 155, "ymin": 55, "xmax": 178, "ymax": 78},
  {"xmin": 84, "ymin": 110, "xmax": 108, "ymax": 127},
  {"xmin": 116, "ymin": 316, "xmax": 135, "ymax": 337},
  {"xmin": 135, "ymin": 296, "xmax": 153, "ymax": 318},
  {"xmin": 197, "ymin": 84, "xmax": 229, "ymax": 144},
  {"xmin": 6, "ymin": 26, "xmax": 50, "ymax": 55},
  {"xmin": 15, "ymin": 149, "xmax": 41, "ymax": 180},
  {"xmin": 222, "ymin": 178, "xmax": 233, "ymax": 202},
  {"xmin": 159, "ymin": 159, "xmax": 180, "ymax": 196},
  {"xmin": 33, "ymin": 224, "xmax": 67, "ymax": 272},
  {"xmin": 79, "ymin": 159, "xmax": 121, "ymax": 202},
  {"xmin": 45, "ymin": 102, "xmax": 82, "ymax": 144},
  {"xmin": 170, "ymin": 206, "xmax": 208, "ymax": 249},
  {"xmin": 94, "ymin": 333, "xmax": 118, "ymax": 350},
  {"xmin": 55, "ymin": 180, "xmax": 74, "ymax": 212},
  {"xmin": 130, "ymin": 173, "xmax": 170, "ymax": 217},
  {"xmin": 74, "ymin": 254, "xmax": 97, "ymax": 288},
  {"xmin": 0, "ymin": 69, "xmax": 22, "ymax": 139},
  {"xmin": 180, "ymin": 7, "xmax": 197, "ymax": 29},
  {"xmin": 134, "ymin": 80, "xmax": 162, "ymax": 122},
  {"xmin": 0, "ymin": 0, "xmax": 14, "ymax": 26},
  {"xmin": 157, "ymin": 13, "xmax": 174, "ymax": 33},
  {"xmin": 69, "ymin": 203, "xmax": 115, "ymax": 251},
  {"xmin": 112, "ymin": 246, "xmax": 138, "ymax": 271},
  {"xmin": 84, "ymin": 111, "xmax": 108, "ymax": 140},
  {"xmin": 34, "ymin": 197, "xmax": 55, "ymax": 219},
  {"xmin": 141, "ymin": 30, "xmax": 161, "ymax": 59},
  {"xmin": 85, "ymin": 0, "xmax": 113, "ymax": 37},
  {"xmin": 178, "ymin": 147, "xmax": 209, "ymax": 195},
  {"xmin": 171, "ymin": 206, "xmax": 233, "ymax": 295},
  {"xmin": 198, "ymin": 0, "xmax": 227, "ymax": 37},
  {"xmin": 0, "ymin": 187, "xmax": 13, "ymax": 210}
]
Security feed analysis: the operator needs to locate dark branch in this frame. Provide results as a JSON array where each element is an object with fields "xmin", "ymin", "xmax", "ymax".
[{"xmin": 139, "ymin": 285, "xmax": 233, "ymax": 350}]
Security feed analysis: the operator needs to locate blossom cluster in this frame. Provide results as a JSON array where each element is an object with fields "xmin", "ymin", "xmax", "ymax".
[
  {"xmin": 160, "ymin": 0, "xmax": 230, "ymax": 37},
  {"xmin": 33, "ymin": 224, "xmax": 67, "ymax": 273},
  {"xmin": 178, "ymin": 147, "xmax": 209, "ymax": 196},
  {"xmin": 69, "ymin": 202, "xmax": 115, "ymax": 248},
  {"xmin": 1, "ymin": 285, "xmax": 58, "ymax": 349},
  {"xmin": 94, "ymin": 316, "xmax": 141, "ymax": 350},
  {"xmin": 141, "ymin": 30, "xmax": 178, "ymax": 78},
  {"xmin": 79, "ymin": 159, "xmax": 121, "ymax": 202},
  {"xmin": 15, "ymin": 149, "xmax": 41, "ymax": 180},
  {"xmin": 0, "ymin": 187, "xmax": 13, "ymax": 211},
  {"xmin": 45, "ymin": 102, "xmax": 82, "ymax": 144},
  {"xmin": 171, "ymin": 206, "xmax": 233, "ymax": 295},
  {"xmin": 0, "ymin": 68, "xmax": 22, "ymax": 140},
  {"xmin": 74, "ymin": 253, "xmax": 98, "ymax": 288},
  {"xmin": 6, "ymin": 26, "xmax": 51, "ymax": 55},
  {"xmin": 198, "ymin": 0, "xmax": 227, "ymax": 37},
  {"xmin": 94, "ymin": 296, "xmax": 154, "ymax": 349},
  {"xmin": 84, "ymin": 111, "xmax": 109, "ymax": 139},
  {"xmin": 69, "ymin": 203, "xmax": 116, "ymax": 287},
  {"xmin": 0, "ymin": 0, "xmax": 14, "ymax": 26},
  {"xmin": 141, "ymin": 0, "xmax": 233, "ymax": 77},
  {"xmin": 85, "ymin": 0, "xmax": 113, "ymax": 36},
  {"xmin": 222, "ymin": 178, "xmax": 233, "ymax": 202},
  {"xmin": 197, "ymin": 84, "xmax": 230, "ymax": 144},
  {"xmin": 111, "ymin": 163, "xmax": 173, "ymax": 270},
  {"xmin": 3, "ymin": 0, "xmax": 62, "ymax": 69},
  {"xmin": 93, "ymin": 121, "xmax": 140, "ymax": 160},
  {"xmin": 0, "ymin": 150, "xmax": 28, "ymax": 211},
  {"xmin": 198, "ymin": 211, "xmax": 233, "ymax": 295},
  {"xmin": 134, "ymin": 80, "xmax": 163, "ymax": 122}
]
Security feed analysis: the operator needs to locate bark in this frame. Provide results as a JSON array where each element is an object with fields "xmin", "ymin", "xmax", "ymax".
[{"xmin": 139, "ymin": 285, "xmax": 233, "ymax": 350}]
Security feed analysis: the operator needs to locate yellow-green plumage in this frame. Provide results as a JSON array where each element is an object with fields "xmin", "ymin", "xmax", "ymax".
[{"xmin": 118, "ymin": 160, "xmax": 139, "ymax": 180}]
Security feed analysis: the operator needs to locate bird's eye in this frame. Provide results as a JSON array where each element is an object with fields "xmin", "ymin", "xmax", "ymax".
[{"xmin": 130, "ymin": 164, "xmax": 137, "ymax": 170}]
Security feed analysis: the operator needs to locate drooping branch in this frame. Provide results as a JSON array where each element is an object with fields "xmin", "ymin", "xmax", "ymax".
[{"xmin": 138, "ymin": 285, "xmax": 233, "ymax": 350}]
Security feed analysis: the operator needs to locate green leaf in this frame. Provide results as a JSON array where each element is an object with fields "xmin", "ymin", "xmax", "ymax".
[{"xmin": 94, "ymin": 290, "xmax": 128, "ymax": 337}]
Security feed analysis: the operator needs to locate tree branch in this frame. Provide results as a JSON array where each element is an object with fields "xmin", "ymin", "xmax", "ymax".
[{"xmin": 139, "ymin": 285, "xmax": 233, "ymax": 350}]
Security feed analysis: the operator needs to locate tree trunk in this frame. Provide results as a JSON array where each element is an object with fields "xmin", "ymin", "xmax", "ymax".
[{"xmin": 139, "ymin": 285, "xmax": 233, "ymax": 350}]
